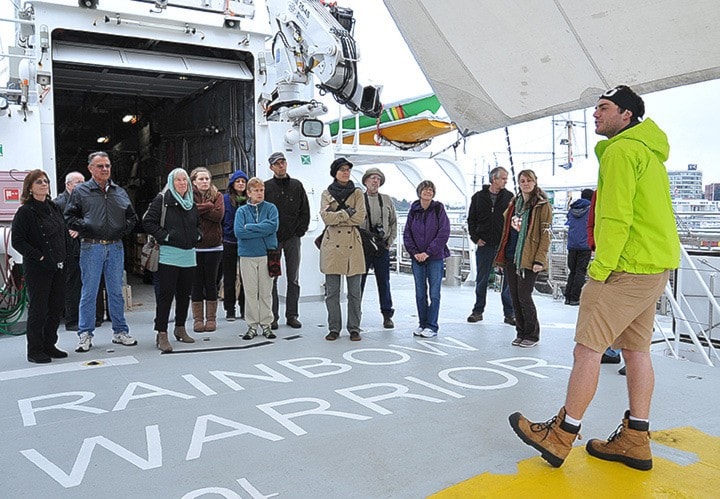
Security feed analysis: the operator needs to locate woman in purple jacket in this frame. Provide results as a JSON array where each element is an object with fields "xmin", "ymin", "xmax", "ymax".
[{"xmin": 403, "ymin": 180, "xmax": 451, "ymax": 338}]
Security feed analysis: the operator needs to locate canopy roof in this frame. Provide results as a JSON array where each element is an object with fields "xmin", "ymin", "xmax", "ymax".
[{"xmin": 383, "ymin": 0, "xmax": 720, "ymax": 134}]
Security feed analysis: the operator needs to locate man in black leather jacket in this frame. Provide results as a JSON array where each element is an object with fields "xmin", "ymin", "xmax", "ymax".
[{"xmin": 64, "ymin": 152, "xmax": 138, "ymax": 352}]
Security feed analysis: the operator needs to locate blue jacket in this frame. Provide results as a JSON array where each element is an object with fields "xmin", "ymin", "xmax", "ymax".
[
  {"xmin": 222, "ymin": 170, "xmax": 249, "ymax": 244},
  {"xmin": 403, "ymin": 200, "xmax": 451, "ymax": 260},
  {"xmin": 234, "ymin": 201, "xmax": 279, "ymax": 257},
  {"xmin": 566, "ymin": 198, "xmax": 591, "ymax": 250}
]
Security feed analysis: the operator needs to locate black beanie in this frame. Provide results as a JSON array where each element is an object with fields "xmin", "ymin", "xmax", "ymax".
[
  {"xmin": 330, "ymin": 157, "xmax": 353, "ymax": 177},
  {"xmin": 599, "ymin": 85, "xmax": 645, "ymax": 120}
]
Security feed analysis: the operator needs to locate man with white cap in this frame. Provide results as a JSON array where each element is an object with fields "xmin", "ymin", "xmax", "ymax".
[
  {"xmin": 508, "ymin": 85, "xmax": 680, "ymax": 472},
  {"xmin": 264, "ymin": 152, "xmax": 310, "ymax": 330},
  {"xmin": 360, "ymin": 167, "xmax": 397, "ymax": 328}
]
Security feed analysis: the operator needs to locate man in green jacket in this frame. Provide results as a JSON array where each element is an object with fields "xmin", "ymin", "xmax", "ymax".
[{"xmin": 508, "ymin": 85, "xmax": 680, "ymax": 471}]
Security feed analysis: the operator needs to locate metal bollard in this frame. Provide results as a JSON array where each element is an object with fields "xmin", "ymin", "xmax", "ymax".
[{"xmin": 444, "ymin": 256, "xmax": 462, "ymax": 286}]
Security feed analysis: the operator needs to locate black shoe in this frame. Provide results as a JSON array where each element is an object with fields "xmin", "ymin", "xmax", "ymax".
[
  {"xmin": 349, "ymin": 331, "xmax": 361, "ymax": 341},
  {"xmin": 601, "ymin": 353, "xmax": 621, "ymax": 364},
  {"xmin": 287, "ymin": 317, "xmax": 302, "ymax": 329},
  {"xmin": 95, "ymin": 319, "xmax": 103, "ymax": 327},
  {"xmin": 504, "ymin": 316, "xmax": 516, "ymax": 326},
  {"xmin": 65, "ymin": 322, "xmax": 79, "ymax": 332},
  {"xmin": 270, "ymin": 320, "xmax": 279, "ymax": 330},
  {"xmin": 467, "ymin": 312, "xmax": 483, "ymax": 323},
  {"xmin": 564, "ymin": 298, "xmax": 570, "ymax": 305},
  {"xmin": 226, "ymin": 310, "xmax": 236, "ymax": 322},
  {"xmin": 618, "ymin": 366, "xmax": 627, "ymax": 376},
  {"xmin": 567, "ymin": 300, "xmax": 580, "ymax": 306},
  {"xmin": 44, "ymin": 346, "xmax": 69, "ymax": 359},
  {"xmin": 325, "ymin": 331, "xmax": 339, "ymax": 341},
  {"xmin": 28, "ymin": 352, "xmax": 52, "ymax": 364},
  {"xmin": 383, "ymin": 317, "xmax": 394, "ymax": 329}
]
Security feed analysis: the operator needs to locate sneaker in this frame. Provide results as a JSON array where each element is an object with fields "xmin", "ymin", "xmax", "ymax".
[
  {"xmin": 270, "ymin": 320, "xmax": 279, "ymax": 330},
  {"xmin": 511, "ymin": 337, "xmax": 523, "ymax": 346},
  {"xmin": 466, "ymin": 312, "xmax": 483, "ymax": 323},
  {"xmin": 112, "ymin": 332, "xmax": 138, "ymax": 346},
  {"xmin": 504, "ymin": 316, "xmax": 516, "ymax": 326},
  {"xmin": 262, "ymin": 325, "xmax": 276, "ymax": 339},
  {"xmin": 76, "ymin": 332, "xmax": 93, "ymax": 352},
  {"xmin": 242, "ymin": 327, "xmax": 257, "ymax": 340},
  {"xmin": 519, "ymin": 339, "xmax": 538, "ymax": 348},
  {"xmin": 420, "ymin": 328, "xmax": 437, "ymax": 338},
  {"xmin": 601, "ymin": 352, "xmax": 621, "ymax": 364},
  {"xmin": 226, "ymin": 310, "xmax": 236, "ymax": 322},
  {"xmin": 287, "ymin": 317, "xmax": 302, "ymax": 329},
  {"xmin": 585, "ymin": 411, "xmax": 652, "ymax": 471},
  {"xmin": 508, "ymin": 407, "xmax": 580, "ymax": 468},
  {"xmin": 412, "ymin": 327, "xmax": 424, "ymax": 337}
]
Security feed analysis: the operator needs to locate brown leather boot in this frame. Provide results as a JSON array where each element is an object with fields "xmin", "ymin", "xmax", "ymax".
[
  {"xmin": 192, "ymin": 301, "xmax": 204, "ymax": 332},
  {"xmin": 585, "ymin": 411, "xmax": 652, "ymax": 470},
  {"xmin": 205, "ymin": 300, "xmax": 218, "ymax": 332},
  {"xmin": 173, "ymin": 325, "xmax": 195, "ymax": 343},
  {"xmin": 156, "ymin": 332, "xmax": 172, "ymax": 353},
  {"xmin": 509, "ymin": 407, "xmax": 581, "ymax": 468}
]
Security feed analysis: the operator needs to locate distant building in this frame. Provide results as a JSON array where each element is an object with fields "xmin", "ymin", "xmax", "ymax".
[
  {"xmin": 668, "ymin": 167, "xmax": 703, "ymax": 199},
  {"xmin": 705, "ymin": 183, "xmax": 720, "ymax": 201}
]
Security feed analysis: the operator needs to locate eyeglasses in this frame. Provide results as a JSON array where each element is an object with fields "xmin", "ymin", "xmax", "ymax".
[
  {"xmin": 94, "ymin": 164, "xmax": 112, "ymax": 170},
  {"xmin": 34, "ymin": 178, "xmax": 50, "ymax": 185},
  {"xmin": 337, "ymin": 167, "xmax": 351, "ymax": 173}
]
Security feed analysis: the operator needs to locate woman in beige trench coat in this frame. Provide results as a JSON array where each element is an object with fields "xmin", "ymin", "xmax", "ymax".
[{"xmin": 319, "ymin": 157, "xmax": 367, "ymax": 341}]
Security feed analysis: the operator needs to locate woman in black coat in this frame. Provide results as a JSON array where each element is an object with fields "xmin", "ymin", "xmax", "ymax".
[{"xmin": 11, "ymin": 169, "xmax": 68, "ymax": 363}]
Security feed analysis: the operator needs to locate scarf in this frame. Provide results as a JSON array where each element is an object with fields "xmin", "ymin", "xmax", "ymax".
[
  {"xmin": 513, "ymin": 194, "xmax": 532, "ymax": 274},
  {"xmin": 327, "ymin": 180, "xmax": 356, "ymax": 207},
  {"xmin": 167, "ymin": 168, "xmax": 194, "ymax": 211}
]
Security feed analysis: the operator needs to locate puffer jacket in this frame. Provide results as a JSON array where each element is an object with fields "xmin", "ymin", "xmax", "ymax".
[
  {"xmin": 64, "ymin": 178, "xmax": 137, "ymax": 241},
  {"xmin": 590, "ymin": 118, "xmax": 680, "ymax": 281},
  {"xmin": 495, "ymin": 195, "xmax": 553, "ymax": 270},
  {"xmin": 143, "ymin": 191, "xmax": 200, "ymax": 250},
  {"xmin": 319, "ymin": 188, "xmax": 367, "ymax": 276}
]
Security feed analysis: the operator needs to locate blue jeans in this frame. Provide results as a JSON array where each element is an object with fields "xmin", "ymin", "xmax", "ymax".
[
  {"xmin": 78, "ymin": 241, "xmax": 129, "ymax": 336},
  {"xmin": 473, "ymin": 244, "xmax": 514, "ymax": 317},
  {"xmin": 360, "ymin": 247, "xmax": 394, "ymax": 316},
  {"xmin": 411, "ymin": 259, "xmax": 443, "ymax": 332}
]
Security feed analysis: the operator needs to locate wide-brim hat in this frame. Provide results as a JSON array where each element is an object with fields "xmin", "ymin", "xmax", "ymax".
[{"xmin": 362, "ymin": 167, "xmax": 385, "ymax": 186}]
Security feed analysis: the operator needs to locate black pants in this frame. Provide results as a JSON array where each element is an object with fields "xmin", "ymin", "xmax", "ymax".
[
  {"xmin": 192, "ymin": 251, "xmax": 223, "ymax": 301},
  {"xmin": 64, "ymin": 254, "xmax": 81, "ymax": 326},
  {"xmin": 272, "ymin": 236, "xmax": 301, "ymax": 321},
  {"xmin": 154, "ymin": 263, "xmax": 194, "ymax": 332},
  {"xmin": 565, "ymin": 249, "xmax": 592, "ymax": 302},
  {"xmin": 222, "ymin": 242, "xmax": 244, "ymax": 314},
  {"xmin": 505, "ymin": 262, "xmax": 540, "ymax": 342},
  {"xmin": 24, "ymin": 263, "xmax": 65, "ymax": 356}
]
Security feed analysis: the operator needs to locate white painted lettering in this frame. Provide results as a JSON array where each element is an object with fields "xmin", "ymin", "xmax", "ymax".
[
  {"xmin": 181, "ymin": 479, "xmax": 278, "ymax": 499},
  {"xmin": 342, "ymin": 349, "xmax": 410, "ymax": 365},
  {"xmin": 209, "ymin": 364, "xmax": 293, "ymax": 391},
  {"xmin": 487, "ymin": 357, "xmax": 571, "ymax": 378},
  {"xmin": 18, "ymin": 391, "xmax": 106, "ymax": 427},
  {"xmin": 336, "ymin": 383, "xmax": 444, "ymax": 415},
  {"xmin": 186, "ymin": 415, "xmax": 283, "ymax": 461},
  {"xmin": 256, "ymin": 397, "xmax": 371, "ymax": 436},
  {"xmin": 438, "ymin": 367, "xmax": 518, "ymax": 390},
  {"xmin": 276, "ymin": 357, "xmax": 351, "ymax": 378},
  {"xmin": 183, "ymin": 374, "xmax": 218, "ymax": 396},
  {"xmin": 389, "ymin": 337, "xmax": 479, "ymax": 356},
  {"xmin": 112, "ymin": 382, "xmax": 195, "ymax": 411},
  {"xmin": 405, "ymin": 376, "xmax": 464, "ymax": 398},
  {"xmin": 20, "ymin": 425, "xmax": 162, "ymax": 488}
]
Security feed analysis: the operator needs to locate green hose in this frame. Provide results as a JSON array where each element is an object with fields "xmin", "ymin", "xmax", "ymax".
[{"xmin": 0, "ymin": 264, "xmax": 27, "ymax": 336}]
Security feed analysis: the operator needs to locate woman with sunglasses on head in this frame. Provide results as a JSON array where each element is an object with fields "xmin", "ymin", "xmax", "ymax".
[
  {"xmin": 11, "ymin": 170, "xmax": 68, "ymax": 363},
  {"xmin": 221, "ymin": 169, "xmax": 249, "ymax": 322},
  {"xmin": 495, "ymin": 169, "xmax": 553, "ymax": 348}
]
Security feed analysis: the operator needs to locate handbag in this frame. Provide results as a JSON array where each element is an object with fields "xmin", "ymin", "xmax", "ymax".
[
  {"xmin": 141, "ymin": 236, "xmax": 160, "ymax": 272},
  {"xmin": 357, "ymin": 227, "xmax": 383, "ymax": 260},
  {"xmin": 267, "ymin": 248, "xmax": 282, "ymax": 277},
  {"xmin": 314, "ymin": 228, "xmax": 327, "ymax": 249}
]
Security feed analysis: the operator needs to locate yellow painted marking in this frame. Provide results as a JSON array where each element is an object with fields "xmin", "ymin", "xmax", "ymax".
[{"xmin": 431, "ymin": 427, "xmax": 720, "ymax": 498}]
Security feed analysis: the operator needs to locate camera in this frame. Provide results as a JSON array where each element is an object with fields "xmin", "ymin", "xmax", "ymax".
[{"xmin": 371, "ymin": 223, "xmax": 385, "ymax": 240}]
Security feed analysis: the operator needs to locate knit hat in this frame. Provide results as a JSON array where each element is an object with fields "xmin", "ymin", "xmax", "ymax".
[
  {"xmin": 598, "ymin": 85, "xmax": 645, "ymax": 119},
  {"xmin": 268, "ymin": 152, "xmax": 286, "ymax": 165},
  {"xmin": 330, "ymin": 157, "xmax": 353, "ymax": 177},
  {"xmin": 362, "ymin": 167, "xmax": 385, "ymax": 186}
]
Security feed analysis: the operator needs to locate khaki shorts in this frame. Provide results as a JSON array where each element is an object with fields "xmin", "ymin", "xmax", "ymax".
[{"xmin": 574, "ymin": 271, "xmax": 669, "ymax": 353}]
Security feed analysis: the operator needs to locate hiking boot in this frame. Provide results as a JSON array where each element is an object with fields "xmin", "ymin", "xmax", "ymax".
[
  {"xmin": 242, "ymin": 327, "xmax": 257, "ymax": 340},
  {"xmin": 585, "ymin": 411, "xmax": 653, "ymax": 471},
  {"xmin": 508, "ymin": 407, "xmax": 580, "ymax": 468},
  {"xmin": 112, "ymin": 332, "xmax": 138, "ymax": 346},
  {"xmin": 262, "ymin": 325, "xmax": 276, "ymax": 339},
  {"xmin": 75, "ymin": 332, "xmax": 93, "ymax": 352},
  {"xmin": 467, "ymin": 312, "xmax": 483, "ymax": 323}
]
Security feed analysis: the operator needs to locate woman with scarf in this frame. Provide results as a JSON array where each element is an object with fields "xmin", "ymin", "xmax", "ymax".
[
  {"xmin": 11, "ymin": 169, "xmax": 68, "ymax": 363},
  {"xmin": 221, "ymin": 169, "xmax": 249, "ymax": 321},
  {"xmin": 318, "ymin": 157, "xmax": 367, "ymax": 341},
  {"xmin": 143, "ymin": 168, "xmax": 200, "ymax": 352},
  {"xmin": 403, "ymin": 180, "xmax": 451, "ymax": 338},
  {"xmin": 190, "ymin": 167, "xmax": 225, "ymax": 333},
  {"xmin": 495, "ymin": 169, "xmax": 553, "ymax": 348}
]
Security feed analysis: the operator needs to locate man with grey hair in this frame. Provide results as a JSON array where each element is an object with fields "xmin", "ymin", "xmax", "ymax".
[
  {"xmin": 65, "ymin": 152, "xmax": 138, "ymax": 352},
  {"xmin": 466, "ymin": 166, "xmax": 515, "ymax": 325},
  {"xmin": 54, "ymin": 171, "xmax": 85, "ymax": 331}
]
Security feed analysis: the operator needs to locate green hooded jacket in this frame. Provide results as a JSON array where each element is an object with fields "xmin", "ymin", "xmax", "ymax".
[{"xmin": 589, "ymin": 118, "xmax": 680, "ymax": 281}]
